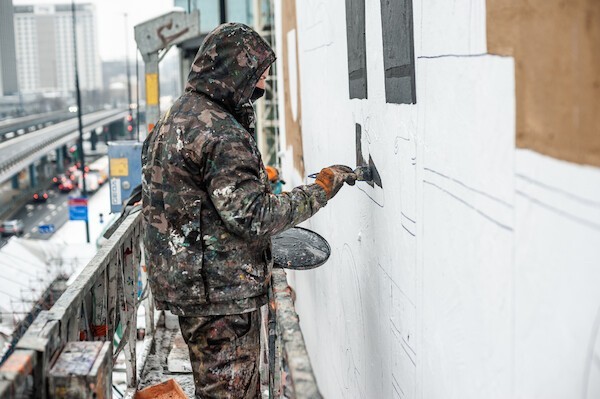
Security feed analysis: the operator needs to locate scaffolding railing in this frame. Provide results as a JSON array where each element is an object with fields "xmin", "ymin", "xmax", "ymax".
[
  {"xmin": 0, "ymin": 210, "xmax": 321, "ymax": 398},
  {"xmin": 0, "ymin": 211, "xmax": 148, "ymax": 398}
]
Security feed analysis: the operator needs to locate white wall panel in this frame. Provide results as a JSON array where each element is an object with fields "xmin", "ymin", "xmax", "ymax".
[{"xmin": 277, "ymin": 0, "xmax": 600, "ymax": 397}]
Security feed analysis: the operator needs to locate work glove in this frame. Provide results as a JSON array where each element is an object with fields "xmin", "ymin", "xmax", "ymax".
[{"xmin": 315, "ymin": 165, "xmax": 356, "ymax": 200}]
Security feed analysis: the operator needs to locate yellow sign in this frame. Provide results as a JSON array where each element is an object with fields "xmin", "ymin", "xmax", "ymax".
[
  {"xmin": 110, "ymin": 158, "xmax": 129, "ymax": 177},
  {"xmin": 146, "ymin": 73, "xmax": 159, "ymax": 106}
]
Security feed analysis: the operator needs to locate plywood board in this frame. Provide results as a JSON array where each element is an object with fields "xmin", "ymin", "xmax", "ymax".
[
  {"xmin": 487, "ymin": 0, "xmax": 600, "ymax": 167},
  {"xmin": 281, "ymin": 0, "xmax": 305, "ymax": 176}
]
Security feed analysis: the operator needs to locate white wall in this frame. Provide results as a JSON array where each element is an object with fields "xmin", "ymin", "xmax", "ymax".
[{"xmin": 275, "ymin": 0, "xmax": 600, "ymax": 398}]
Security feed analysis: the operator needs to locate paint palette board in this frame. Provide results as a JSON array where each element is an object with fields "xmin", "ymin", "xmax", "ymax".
[{"xmin": 272, "ymin": 227, "xmax": 331, "ymax": 270}]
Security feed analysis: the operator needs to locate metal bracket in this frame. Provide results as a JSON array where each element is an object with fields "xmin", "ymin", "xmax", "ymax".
[
  {"xmin": 134, "ymin": 10, "xmax": 200, "ymax": 59},
  {"xmin": 134, "ymin": 10, "xmax": 201, "ymax": 140}
]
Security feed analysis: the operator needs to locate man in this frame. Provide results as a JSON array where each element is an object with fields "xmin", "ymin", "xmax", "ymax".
[{"xmin": 142, "ymin": 23, "xmax": 355, "ymax": 398}]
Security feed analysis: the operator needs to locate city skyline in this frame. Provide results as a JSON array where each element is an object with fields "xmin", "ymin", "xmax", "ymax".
[
  {"xmin": 14, "ymin": 3, "xmax": 102, "ymax": 94},
  {"xmin": 0, "ymin": 0, "xmax": 18, "ymax": 95},
  {"xmin": 14, "ymin": 0, "xmax": 173, "ymax": 62}
]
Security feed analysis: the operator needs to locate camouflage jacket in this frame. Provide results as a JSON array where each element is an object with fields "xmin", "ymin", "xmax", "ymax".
[{"xmin": 142, "ymin": 23, "xmax": 328, "ymax": 316}]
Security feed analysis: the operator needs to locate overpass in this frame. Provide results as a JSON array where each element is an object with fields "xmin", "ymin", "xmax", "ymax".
[
  {"xmin": 0, "ymin": 110, "xmax": 76, "ymax": 142},
  {"xmin": 0, "ymin": 108, "xmax": 128, "ymax": 186}
]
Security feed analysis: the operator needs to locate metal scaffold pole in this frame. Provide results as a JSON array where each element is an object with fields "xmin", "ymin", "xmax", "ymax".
[{"xmin": 253, "ymin": 0, "xmax": 280, "ymax": 168}]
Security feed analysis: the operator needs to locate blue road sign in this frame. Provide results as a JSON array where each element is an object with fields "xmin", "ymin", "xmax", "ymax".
[
  {"xmin": 69, "ymin": 206, "xmax": 88, "ymax": 221},
  {"xmin": 69, "ymin": 197, "xmax": 89, "ymax": 221},
  {"xmin": 38, "ymin": 224, "xmax": 55, "ymax": 234}
]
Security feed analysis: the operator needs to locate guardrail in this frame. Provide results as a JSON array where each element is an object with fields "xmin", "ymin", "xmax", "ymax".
[
  {"xmin": 0, "ymin": 111, "xmax": 74, "ymax": 141},
  {"xmin": 0, "ymin": 211, "xmax": 149, "ymax": 398}
]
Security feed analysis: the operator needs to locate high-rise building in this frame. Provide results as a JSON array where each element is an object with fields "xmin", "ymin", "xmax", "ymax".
[
  {"xmin": 174, "ymin": 0, "xmax": 253, "ymax": 32},
  {"xmin": 13, "ymin": 3, "xmax": 102, "ymax": 95},
  {"xmin": 0, "ymin": 0, "xmax": 19, "ymax": 95}
]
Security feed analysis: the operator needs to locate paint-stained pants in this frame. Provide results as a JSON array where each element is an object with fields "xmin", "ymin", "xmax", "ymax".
[{"xmin": 178, "ymin": 310, "xmax": 261, "ymax": 399}]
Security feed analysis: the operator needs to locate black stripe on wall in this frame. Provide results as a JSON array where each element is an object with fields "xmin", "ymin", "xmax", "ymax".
[
  {"xmin": 381, "ymin": 0, "xmax": 416, "ymax": 104},
  {"xmin": 345, "ymin": 0, "xmax": 368, "ymax": 99}
]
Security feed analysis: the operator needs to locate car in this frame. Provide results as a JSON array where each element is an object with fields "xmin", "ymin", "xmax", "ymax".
[
  {"xmin": 32, "ymin": 191, "xmax": 49, "ymax": 202},
  {"xmin": 0, "ymin": 220, "xmax": 25, "ymax": 236},
  {"xmin": 32, "ymin": 191, "xmax": 49, "ymax": 203},
  {"xmin": 52, "ymin": 174, "xmax": 67, "ymax": 186},
  {"xmin": 58, "ymin": 180, "xmax": 74, "ymax": 193}
]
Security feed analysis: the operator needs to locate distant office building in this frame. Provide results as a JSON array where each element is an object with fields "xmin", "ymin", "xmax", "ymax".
[
  {"xmin": 13, "ymin": 3, "xmax": 102, "ymax": 95},
  {"xmin": 0, "ymin": 0, "xmax": 19, "ymax": 95},
  {"xmin": 174, "ymin": 0, "xmax": 253, "ymax": 32}
]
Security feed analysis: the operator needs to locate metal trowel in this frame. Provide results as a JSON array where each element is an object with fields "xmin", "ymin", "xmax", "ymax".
[{"xmin": 307, "ymin": 165, "xmax": 374, "ymax": 183}]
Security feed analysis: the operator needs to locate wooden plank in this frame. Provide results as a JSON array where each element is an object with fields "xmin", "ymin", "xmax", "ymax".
[
  {"xmin": 107, "ymin": 250, "xmax": 119, "ymax": 341},
  {"xmin": 67, "ymin": 310, "xmax": 80, "ymax": 342},
  {"xmin": 122, "ymin": 236, "xmax": 138, "ymax": 388},
  {"xmin": 140, "ymin": 250, "xmax": 155, "ymax": 336},
  {"xmin": 48, "ymin": 341, "xmax": 111, "ymax": 398},
  {"xmin": 488, "ymin": 0, "xmax": 600, "ymax": 166},
  {"xmin": 92, "ymin": 269, "xmax": 108, "ymax": 341},
  {"xmin": 0, "ymin": 349, "xmax": 36, "ymax": 399},
  {"xmin": 15, "ymin": 317, "xmax": 60, "ymax": 399}
]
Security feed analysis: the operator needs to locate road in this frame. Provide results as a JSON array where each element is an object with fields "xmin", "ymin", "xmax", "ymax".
[
  {"xmin": 22, "ymin": 188, "xmax": 74, "ymax": 240},
  {"xmin": 0, "ymin": 187, "xmax": 76, "ymax": 247},
  {"xmin": 0, "ymin": 183, "xmax": 112, "ymax": 247}
]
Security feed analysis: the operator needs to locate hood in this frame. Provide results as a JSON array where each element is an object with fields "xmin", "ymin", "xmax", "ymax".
[{"xmin": 185, "ymin": 23, "xmax": 276, "ymax": 113}]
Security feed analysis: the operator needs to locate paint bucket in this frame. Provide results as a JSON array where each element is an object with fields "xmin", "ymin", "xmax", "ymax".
[
  {"xmin": 134, "ymin": 378, "xmax": 188, "ymax": 399},
  {"xmin": 272, "ymin": 227, "xmax": 331, "ymax": 270}
]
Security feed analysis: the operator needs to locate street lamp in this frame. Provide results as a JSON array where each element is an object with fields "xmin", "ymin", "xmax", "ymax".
[
  {"xmin": 71, "ymin": 0, "xmax": 90, "ymax": 243},
  {"xmin": 124, "ymin": 13, "xmax": 134, "ymax": 139}
]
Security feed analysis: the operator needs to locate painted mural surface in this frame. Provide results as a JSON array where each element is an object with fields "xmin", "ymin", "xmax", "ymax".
[{"xmin": 274, "ymin": 0, "xmax": 600, "ymax": 398}]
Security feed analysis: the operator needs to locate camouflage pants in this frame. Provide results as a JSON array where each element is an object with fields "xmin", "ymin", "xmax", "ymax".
[{"xmin": 179, "ymin": 310, "xmax": 261, "ymax": 399}]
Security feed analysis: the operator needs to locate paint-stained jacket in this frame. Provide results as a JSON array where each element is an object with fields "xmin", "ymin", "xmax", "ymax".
[{"xmin": 142, "ymin": 23, "xmax": 328, "ymax": 316}]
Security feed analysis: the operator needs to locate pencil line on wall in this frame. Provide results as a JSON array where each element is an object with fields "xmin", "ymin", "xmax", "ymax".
[
  {"xmin": 391, "ymin": 373, "xmax": 405, "ymax": 398},
  {"xmin": 391, "ymin": 323, "xmax": 416, "ymax": 368},
  {"xmin": 418, "ymin": 53, "xmax": 512, "ymax": 59},
  {"xmin": 401, "ymin": 211, "xmax": 416, "ymax": 224},
  {"xmin": 516, "ymin": 173, "xmax": 600, "ymax": 208},
  {"xmin": 424, "ymin": 167, "xmax": 513, "ymax": 208},
  {"xmin": 424, "ymin": 180, "xmax": 514, "ymax": 231},
  {"xmin": 582, "ymin": 305, "xmax": 600, "ymax": 399},
  {"xmin": 303, "ymin": 20, "xmax": 324, "ymax": 32},
  {"xmin": 391, "ymin": 318, "xmax": 416, "ymax": 356},
  {"xmin": 400, "ymin": 341, "xmax": 416, "ymax": 367},
  {"xmin": 377, "ymin": 263, "xmax": 415, "ymax": 307},
  {"xmin": 401, "ymin": 223, "xmax": 416, "ymax": 237},
  {"xmin": 303, "ymin": 42, "xmax": 334, "ymax": 53},
  {"xmin": 357, "ymin": 186, "xmax": 385, "ymax": 207},
  {"xmin": 516, "ymin": 190, "xmax": 600, "ymax": 231}
]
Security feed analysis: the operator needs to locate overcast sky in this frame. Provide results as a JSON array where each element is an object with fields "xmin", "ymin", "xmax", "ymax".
[{"xmin": 14, "ymin": 0, "xmax": 176, "ymax": 61}]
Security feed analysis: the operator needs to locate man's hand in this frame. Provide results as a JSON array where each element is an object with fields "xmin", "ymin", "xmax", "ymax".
[{"xmin": 315, "ymin": 165, "xmax": 357, "ymax": 199}]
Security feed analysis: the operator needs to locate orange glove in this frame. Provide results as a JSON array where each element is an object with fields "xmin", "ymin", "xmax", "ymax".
[
  {"xmin": 315, "ymin": 165, "xmax": 356, "ymax": 199},
  {"xmin": 265, "ymin": 166, "xmax": 279, "ymax": 182}
]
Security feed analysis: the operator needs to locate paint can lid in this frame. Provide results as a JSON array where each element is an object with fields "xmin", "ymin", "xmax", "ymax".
[{"xmin": 272, "ymin": 227, "xmax": 331, "ymax": 270}]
